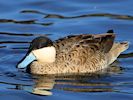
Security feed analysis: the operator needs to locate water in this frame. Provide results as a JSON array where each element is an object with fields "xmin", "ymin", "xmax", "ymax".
[{"xmin": 0, "ymin": 0, "xmax": 133, "ymax": 100}]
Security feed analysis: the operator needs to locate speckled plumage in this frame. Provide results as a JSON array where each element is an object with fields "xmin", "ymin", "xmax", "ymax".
[{"xmin": 29, "ymin": 32, "xmax": 129, "ymax": 75}]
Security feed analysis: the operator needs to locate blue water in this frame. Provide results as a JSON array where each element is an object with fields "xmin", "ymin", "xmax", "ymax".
[{"xmin": 0, "ymin": 0, "xmax": 133, "ymax": 100}]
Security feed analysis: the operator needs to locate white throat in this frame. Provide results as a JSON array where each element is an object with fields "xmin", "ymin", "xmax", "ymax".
[{"xmin": 32, "ymin": 46, "xmax": 56, "ymax": 63}]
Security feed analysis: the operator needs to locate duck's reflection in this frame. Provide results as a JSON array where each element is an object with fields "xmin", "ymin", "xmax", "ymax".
[
  {"xmin": 31, "ymin": 75, "xmax": 55, "ymax": 95},
  {"xmin": 30, "ymin": 63, "xmax": 123, "ymax": 95}
]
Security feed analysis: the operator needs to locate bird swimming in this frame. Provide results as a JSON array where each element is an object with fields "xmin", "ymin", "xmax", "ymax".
[{"xmin": 17, "ymin": 30, "xmax": 129, "ymax": 75}]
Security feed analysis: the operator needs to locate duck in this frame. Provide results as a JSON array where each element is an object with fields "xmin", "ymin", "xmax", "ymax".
[{"xmin": 17, "ymin": 30, "xmax": 129, "ymax": 75}]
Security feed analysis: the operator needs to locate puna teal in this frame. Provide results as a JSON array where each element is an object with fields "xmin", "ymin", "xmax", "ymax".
[{"xmin": 17, "ymin": 30, "xmax": 129, "ymax": 75}]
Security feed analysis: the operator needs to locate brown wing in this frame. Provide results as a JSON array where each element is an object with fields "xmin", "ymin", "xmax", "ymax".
[
  {"xmin": 85, "ymin": 33, "xmax": 115, "ymax": 53},
  {"xmin": 54, "ymin": 32, "xmax": 115, "ymax": 55}
]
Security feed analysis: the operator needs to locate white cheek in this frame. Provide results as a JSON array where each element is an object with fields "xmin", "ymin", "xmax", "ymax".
[{"xmin": 32, "ymin": 46, "xmax": 56, "ymax": 63}]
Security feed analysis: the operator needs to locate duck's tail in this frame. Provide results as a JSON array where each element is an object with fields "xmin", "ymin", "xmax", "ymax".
[{"xmin": 107, "ymin": 41, "xmax": 129, "ymax": 65}]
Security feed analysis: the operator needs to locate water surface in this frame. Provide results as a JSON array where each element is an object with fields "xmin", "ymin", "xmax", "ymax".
[{"xmin": 0, "ymin": 0, "xmax": 133, "ymax": 100}]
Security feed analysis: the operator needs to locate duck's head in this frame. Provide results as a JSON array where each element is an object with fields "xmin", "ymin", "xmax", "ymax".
[{"xmin": 17, "ymin": 36, "xmax": 56, "ymax": 70}]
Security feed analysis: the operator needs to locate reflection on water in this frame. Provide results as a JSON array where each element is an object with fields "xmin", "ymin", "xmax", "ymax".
[{"xmin": 22, "ymin": 65, "xmax": 122, "ymax": 96}]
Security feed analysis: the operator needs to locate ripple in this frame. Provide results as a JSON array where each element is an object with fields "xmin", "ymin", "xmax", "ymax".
[
  {"xmin": 0, "ymin": 46, "xmax": 6, "ymax": 48},
  {"xmin": 0, "ymin": 19, "xmax": 54, "ymax": 26},
  {"xmin": 21, "ymin": 10, "xmax": 133, "ymax": 20},
  {"xmin": 0, "ymin": 41, "xmax": 30, "ymax": 44},
  {"xmin": 20, "ymin": 10, "xmax": 46, "ymax": 15},
  {"xmin": 0, "ymin": 32, "xmax": 33, "ymax": 36},
  {"xmin": 119, "ymin": 52, "xmax": 133, "ymax": 58}
]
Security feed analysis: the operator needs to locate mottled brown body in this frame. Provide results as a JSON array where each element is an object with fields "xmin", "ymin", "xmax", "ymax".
[{"xmin": 30, "ymin": 33, "xmax": 129, "ymax": 75}]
